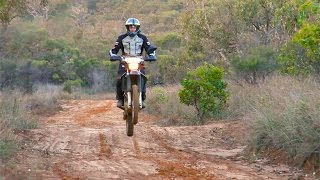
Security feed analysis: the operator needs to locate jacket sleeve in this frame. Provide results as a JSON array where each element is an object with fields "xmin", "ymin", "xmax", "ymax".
[
  {"xmin": 141, "ymin": 35, "xmax": 152, "ymax": 54},
  {"xmin": 110, "ymin": 35, "xmax": 124, "ymax": 56}
]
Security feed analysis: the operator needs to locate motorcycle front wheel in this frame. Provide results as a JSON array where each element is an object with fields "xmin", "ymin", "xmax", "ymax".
[
  {"xmin": 126, "ymin": 112, "xmax": 134, "ymax": 136},
  {"xmin": 132, "ymin": 84, "xmax": 139, "ymax": 125}
]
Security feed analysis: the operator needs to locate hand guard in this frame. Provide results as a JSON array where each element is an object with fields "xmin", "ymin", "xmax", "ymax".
[
  {"xmin": 109, "ymin": 50, "xmax": 122, "ymax": 61},
  {"xmin": 145, "ymin": 51, "xmax": 157, "ymax": 61}
]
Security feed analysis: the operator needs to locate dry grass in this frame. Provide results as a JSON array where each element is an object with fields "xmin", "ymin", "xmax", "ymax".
[
  {"xmin": 227, "ymin": 75, "xmax": 320, "ymax": 170},
  {"xmin": 145, "ymin": 85, "xmax": 198, "ymax": 126},
  {"xmin": 0, "ymin": 84, "xmax": 66, "ymax": 160},
  {"xmin": 66, "ymin": 87, "xmax": 116, "ymax": 100},
  {"xmin": 0, "ymin": 92, "xmax": 22, "ymax": 161},
  {"xmin": 0, "ymin": 91, "xmax": 37, "ymax": 130},
  {"xmin": 0, "ymin": 126, "xmax": 16, "ymax": 161},
  {"xmin": 24, "ymin": 84, "xmax": 65, "ymax": 115}
]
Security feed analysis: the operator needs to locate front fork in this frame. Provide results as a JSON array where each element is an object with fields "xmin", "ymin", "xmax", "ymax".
[
  {"xmin": 126, "ymin": 91, "xmax": 142, "ymax": 108},
  {"xmin": 121, "ymin": 74, "xmax": 146, "ymax": 109}
]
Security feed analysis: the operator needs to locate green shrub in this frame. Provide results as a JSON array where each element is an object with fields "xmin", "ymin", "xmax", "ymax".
[
  {"xmin": 155, "ymin": 32, "xmax": 182, "ymax": 50},
  {"xmin": 179, "ymin": 64, "xmax": 228, "ymax": 122},
  {"xmin": 63, "ymin": 79, "xmax": 83, "ymax": 93},
  {"xmin": 231, "ymin": 46, "xmax": 277, "ymax": 84}
]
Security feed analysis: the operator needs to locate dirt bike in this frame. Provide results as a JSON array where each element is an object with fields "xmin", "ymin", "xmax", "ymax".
[{"xmin": 110, "ymin": 46, "xmax": 157, "ymax": 136}]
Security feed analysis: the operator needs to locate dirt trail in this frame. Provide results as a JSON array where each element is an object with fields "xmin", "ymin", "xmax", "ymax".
[{"xmin": 1, "ymin": 100, "xmax": 309, "ymax": 179}]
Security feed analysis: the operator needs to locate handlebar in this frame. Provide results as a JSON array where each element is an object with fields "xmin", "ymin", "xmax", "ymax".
[
  {"xmin": 110, "ymin": 55, "xmax": 123, "ymax": 61},
  {"xmin": 110, "ymin": 55, "xmax": 156, "ymax": 62}
]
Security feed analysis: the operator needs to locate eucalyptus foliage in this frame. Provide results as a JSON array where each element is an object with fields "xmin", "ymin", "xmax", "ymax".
[{"xmin": 277, "ymin": 0, "xmax": 320, "ymax": 76}]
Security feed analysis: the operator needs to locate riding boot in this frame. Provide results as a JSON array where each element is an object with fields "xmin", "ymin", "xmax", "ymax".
[
  {"xmin": 142, "ymin": 92, "xmax": 146, "ymax": 108},
  {"xmin": 116, "ymin": 79, "xmax": 124, "ymax": 107}
]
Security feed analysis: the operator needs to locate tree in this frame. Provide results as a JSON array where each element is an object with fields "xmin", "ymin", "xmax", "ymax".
[
  {"xmin": 277, "ymin": 0, "xmax": 320, "ymax": 76},
  {"xmin": 0, "ymin": 0, "xmax": 48, "ymax": 52},
  {"xmin": 179, "ymin": 64, "xmax": 229, "ymax": 122},
  {"xmin": 278, "ymin": 23, "xmax": 320, "ymax": 76},
  {"xmin": 0, "ymin": 0, "xmax": 25, "ymax": 27},
  {"xmin": 179, "ymin": 0, "xmax": 287, "ymax": 73},
  {"xmin": 25, "ymin": 0, "xmax": 49, "ymax": 20},
  {"xmin": 180, "ymin": 0, "xmax": 239, "ymax": 59},
  {"xmin": 275, "ymin": 0, "xmax": 319, "ymax": 33}
]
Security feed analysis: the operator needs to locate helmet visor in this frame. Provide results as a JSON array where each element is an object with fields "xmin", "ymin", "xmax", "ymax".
[{"xmin": 129, "ymin": 25, "xmax": 136, "ymax": 32}]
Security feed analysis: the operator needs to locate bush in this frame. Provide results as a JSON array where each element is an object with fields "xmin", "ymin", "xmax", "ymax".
[
  {"xmin": 63, "ymin": 79, "xmax": 83, "ymax": 93},
  {"xmin": 154, "ymin": 32, "xmax": 182, "ymax": 50},
  {"xmin": 179, "ymin": 64, "xmax": 229, "ymax": 122},
  {"xmin": 231, "ymin": 46, "xmax": 277, "ymax": 84}
]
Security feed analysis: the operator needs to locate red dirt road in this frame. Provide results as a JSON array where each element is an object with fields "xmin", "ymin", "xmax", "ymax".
[{"xmin": 0, "ymin": 100, "xmax": 310, "ymax": 179}]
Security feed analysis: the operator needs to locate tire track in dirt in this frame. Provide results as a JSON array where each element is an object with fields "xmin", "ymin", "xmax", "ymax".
[
  {"xmin": 52, "ymin": 132, "xmax": 114, "ymax": 180},
  {"xmin": 36, "ymin": 100, "xmax": 116, "ymax": 179},
  {"xmin": 148, "ymin": 127, "xmax": 189, "ymax": 160},
  {"xmin": 147, "ymin": 127, "xmax": 269, "ymax": 179},
  {"xmin": 131, "ymin": 126, "xmax": 215, "ymax": 179},
  {"xmin": 53, "ymin": 158, "xmax": 84, "ymax": 180},
  {"xmin": 98, "ymin": 133, "xmax": 112, "ymax": 158},
  {"xmin": 133, "ymin": 136, "xmax": 141, "ymax": 156},
  {"xmin": 74, "ymin": 101, "xmax": 113, "ymax": 127},
  {"xmin": 143, "ymin": 126, "xmax": 216, "ymax": 179}
]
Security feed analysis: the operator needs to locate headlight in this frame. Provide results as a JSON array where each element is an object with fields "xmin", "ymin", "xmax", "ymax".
[{"xmin": 128, "ymin": 63, "xmax": 139, "ymax": 70}]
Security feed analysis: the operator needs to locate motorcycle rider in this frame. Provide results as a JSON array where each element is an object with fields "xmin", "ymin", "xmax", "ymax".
[{"xmin": 109, "ymin": 18, "xmax": 156, "ymax": 108}]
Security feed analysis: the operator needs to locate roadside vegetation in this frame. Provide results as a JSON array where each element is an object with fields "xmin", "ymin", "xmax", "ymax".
[
  {"xmin": 249, "ymin": 76, "xmax": 319, "ymax": 170},
  {"xmin": 0, "ymin": 0, "xmax": 319, "ymax": 174},
  {"xmin": 0, "ymin": 85, "xmax": 65, "ymax": 161},
  {"xmin": 229, "ymin": 76, "xmax": 320, "ymax": 171}
]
